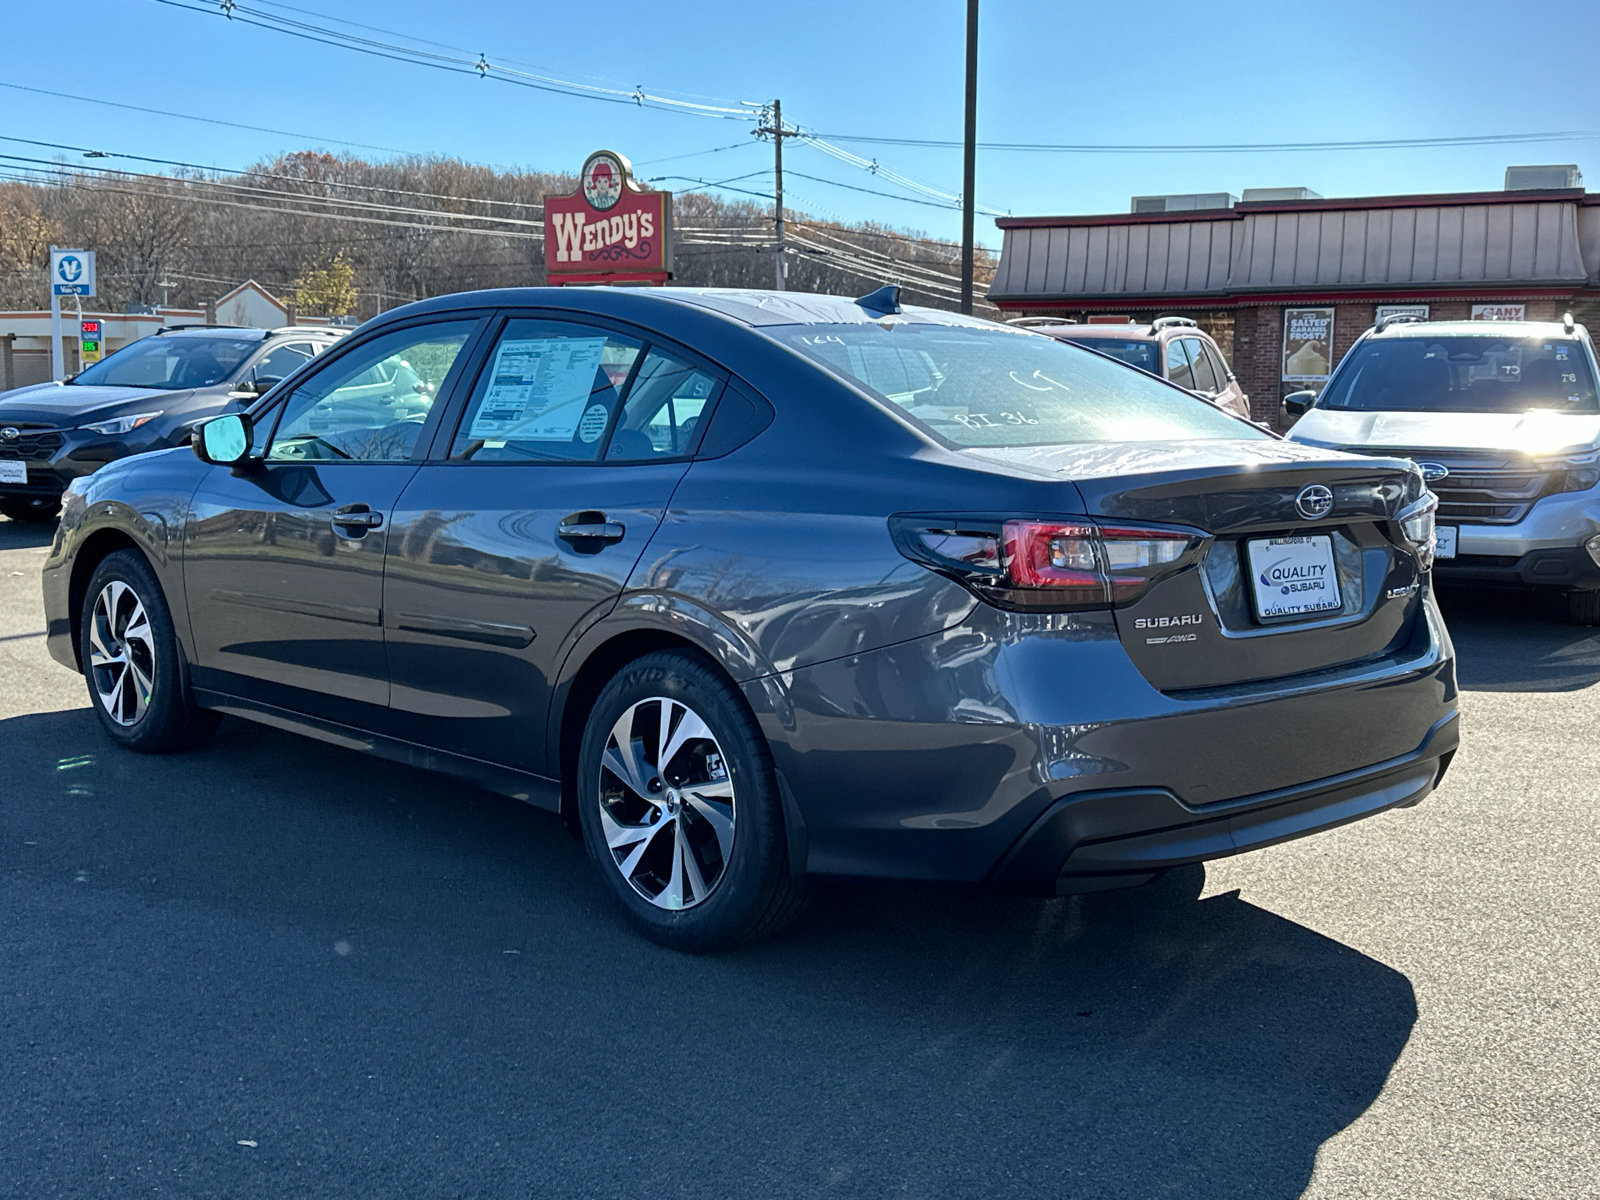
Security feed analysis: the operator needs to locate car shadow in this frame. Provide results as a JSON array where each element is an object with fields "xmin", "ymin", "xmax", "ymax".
[
  {"xmin": 0, "ymin": 708, "xmax": 1415, "ymax": 1200},
  {"xmin": 1438, "ymin": 584, "xmax": 1600, "ymax": 692},
  {"xmin": 0, "ymin": 514, "xmax": 58, "ymax": 549}
]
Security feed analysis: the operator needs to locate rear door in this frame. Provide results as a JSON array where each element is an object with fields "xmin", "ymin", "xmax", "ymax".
[
  {"xmin": 183, "ymin": 317, "xmax": 484, "ymax": 723},
  {"xmin": 381, "ymin": 314, "xmax": 723, "ymax": 776}
]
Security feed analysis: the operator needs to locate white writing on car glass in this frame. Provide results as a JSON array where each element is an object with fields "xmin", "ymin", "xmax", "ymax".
[{"xmin": 786, "ymin": 325, "xmax": 1259, "ymax": 447}]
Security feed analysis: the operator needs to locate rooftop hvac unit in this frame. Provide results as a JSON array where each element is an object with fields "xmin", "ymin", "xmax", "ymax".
[
  {"xmin": 1240, "ymin": 187, "xmax": 1324, "ymax": 203},
  {"xmin": 1130, "ymin": 192, "xmax": 1237, "ymax": 214},
  {"xmin": 1504, "ymin": 165, "xmax": 1583, "ymax": 190}
]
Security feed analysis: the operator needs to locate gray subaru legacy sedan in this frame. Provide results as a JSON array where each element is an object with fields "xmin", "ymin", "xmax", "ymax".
[{"xmin": 40, "ymin": 286, "xmax": 1458, "ymax": 950}]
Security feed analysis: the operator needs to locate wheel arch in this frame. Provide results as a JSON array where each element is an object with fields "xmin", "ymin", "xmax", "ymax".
[
  {"xmin": 552, "ymin": 627, "xmax": 727, "ymax": 831},
  {"xmin": 66, "ymin": 529, "xmax": 146, "ymax": 670}
]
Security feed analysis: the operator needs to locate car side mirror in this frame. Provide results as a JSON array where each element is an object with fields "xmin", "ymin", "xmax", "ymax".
[
  {"xmin": 253, "ymin": 375, "xmax": 283, "ymax": 392},
  {"xmin": 193, "ymin": 412, "xmax": 254, "ymax": 467},
  {"xmin": 1282, "ymin": 390, "xmax": 1318, "ymax": 417}
]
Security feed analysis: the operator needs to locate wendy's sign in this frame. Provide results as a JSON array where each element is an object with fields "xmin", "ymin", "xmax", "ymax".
[{"xmin": 544, "ymin": 150, "xmax": 673, "ymax": 285}]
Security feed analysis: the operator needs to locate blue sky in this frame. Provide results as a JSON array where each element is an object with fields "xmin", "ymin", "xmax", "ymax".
[{"xmin": 4, "ymin": 0, "xmax": 1597, "ymax": 249}]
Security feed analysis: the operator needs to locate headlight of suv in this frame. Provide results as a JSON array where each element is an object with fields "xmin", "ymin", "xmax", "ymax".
[
  {"xmin": 1398, "ymin": 491, "xmax": 1438, "ymax": 571},
  {"xmin": 78, "ymin": 411, "xmax": 163, "ymax": 436},
  {"xmin": 1548, "ymin": 450, "xmax": 1600, "ymax": 493}
]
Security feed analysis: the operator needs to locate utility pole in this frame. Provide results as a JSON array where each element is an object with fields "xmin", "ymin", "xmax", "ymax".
[
  {"xmin": 959, "ymin": 0, "xmax": 979, "ymax": 314},
  {"xmin": 770, "ymin": 99, "xmax": 786, "ymax": 290}
]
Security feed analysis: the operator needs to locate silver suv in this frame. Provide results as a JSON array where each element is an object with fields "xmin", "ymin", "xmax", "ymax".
[
  {"xmin": 1287, "ymin": 314, "xmax": 1600, "ymax": 623},
  {"xmin": 1010, "ymin": 316, "xmax": 1250, "ymax": 419}
]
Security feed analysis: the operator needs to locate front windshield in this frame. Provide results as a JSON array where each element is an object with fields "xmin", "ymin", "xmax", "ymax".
[
  {"xmin": 72, "ymin": 335, "xmax": 258, "ymax": 389},
  {"xmin": 1062, "ymin": 336, "xmax": 1158, "ymax": 373},
  {"xmin": 780, "ymin": 321, "xmax": 1259, "ymax": 447},
  {"xmin": 1318, "ymin": 334, "xmax": 1599, "ymax": 414}
]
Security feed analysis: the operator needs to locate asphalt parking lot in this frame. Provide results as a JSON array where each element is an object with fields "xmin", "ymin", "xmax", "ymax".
[{"xmin": 1, "ymin": 515, "xmax": 1596, "ymax": 1200}]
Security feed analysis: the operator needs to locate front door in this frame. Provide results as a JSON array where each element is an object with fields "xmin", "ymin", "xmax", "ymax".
[
  {"xmin": 382, "ymin": 318, "xmax": 722, "ymax": 776},
  {"xmin": 183, "ymin": 318, "xmax": 482, "ymax": 724}
]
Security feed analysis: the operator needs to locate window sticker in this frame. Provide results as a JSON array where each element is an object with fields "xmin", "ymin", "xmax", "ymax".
[
  {"xmin": 577, "ymin": 403, "xmax": 609, "ymax": 443},
  {"xmin": 469, "ymin": 337, "xmax": 609, "ymax": 440}
]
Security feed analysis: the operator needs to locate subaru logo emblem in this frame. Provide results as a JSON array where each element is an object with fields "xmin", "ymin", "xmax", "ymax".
[
  {"xmin": 1295, "ymin": 484, "xmax": 1335, "ymax": 520},
  {"xmin": 0, "ymin": 427, "xmax": 17, "ymax": 440},
  {"xmin": 1417, "ymin": 461, "xmax": 1449, "ymax": 482}
]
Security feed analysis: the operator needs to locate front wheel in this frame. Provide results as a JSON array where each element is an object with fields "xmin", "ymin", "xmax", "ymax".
[
  {"xmin": 1568, "ymin": 590, "xmax": 1600, "ymax": 626},
  {"xmin": 80, "ymin": 550, "xmax": 220, "ymax": 752},
  {"xmin": 577, "ymin": 651, "xmax": 803, "ymax": 952}
]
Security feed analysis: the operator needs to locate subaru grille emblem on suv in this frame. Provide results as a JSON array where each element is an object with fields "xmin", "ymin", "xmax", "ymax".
[
  {"xmin": 0, "ymin": 427, "xmax": 18, "ymax": 441},
  {"xmin": 1295, "ymin": 484, "xmax": 1335, "ymax": 520},
  {"xmin": 1417, "ymin": 461, "xmax": 1450, "ymax": 482}
]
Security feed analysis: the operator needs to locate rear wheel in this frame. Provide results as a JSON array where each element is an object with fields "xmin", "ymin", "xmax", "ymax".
[
  {"xmin": 0, "ymin": 497, "xmax": 60, "ymax": 523},
  {"xmin": 80, "ymin": 550, "xmax": 220, "ymax": 752},
  {"xmin": 577, "ymin": 651, "xmax": 803, "ymax": 951},
  {"xmin": 1567, "ymin": 590, "xmax": 1600, "ymax": 626}
]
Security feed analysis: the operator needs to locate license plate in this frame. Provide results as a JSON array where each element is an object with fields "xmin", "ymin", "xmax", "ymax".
[
  {"xmin": 1434, "ymin": 525, "xmax": 1457, "ymax": 559},
  {"xmin": 1247, "ymin": 535, "xmax": 1342, "ymax": 619},
  {"xmin": 0, "ymin": 460, "xmax": 25, "ymax": 485}
]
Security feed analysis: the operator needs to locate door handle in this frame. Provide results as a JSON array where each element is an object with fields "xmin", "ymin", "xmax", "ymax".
[
  {"xmin": 332, "ymin": 504, "xmax": 384, "ymax": 536},
  {"xmin": 558, "ymin": 511, "xmax": 625, "ymax": 546}
]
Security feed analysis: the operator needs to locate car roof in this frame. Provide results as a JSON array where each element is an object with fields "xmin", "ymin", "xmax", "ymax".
[
  {"xmin": 1048, "ymin": 325, "xmax": 1157, "ymax": 341},
  {"xmin": 1371, "ymin": 319, "xmax": 1582, "ymax": 339},
  {"xmin": 378, "ymin": 286, "xmax": 1007, "ymax": 332}
]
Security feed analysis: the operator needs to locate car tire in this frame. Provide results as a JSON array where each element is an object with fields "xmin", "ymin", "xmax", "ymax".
[
  {"xmin": 577, "ymin": 650, "xmax": 804, "ymax": 952},
  {"xmin": 79, "ymin": 550, "xmax": 221, "ymax": 753},
  {"xmin": 1567, "ymin": 590, "xmax": 1600, "ymax": 626},
  {"xmin": 1, "ymin": 497, "xmax": 60, "ymax": 523}
]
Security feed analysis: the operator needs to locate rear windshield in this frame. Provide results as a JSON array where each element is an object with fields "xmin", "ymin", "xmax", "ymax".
[
  {"xmin": 1319, "ymin": 335, "xmax": 1599, "ymax": 414},
  {"xmin": 1059, "ymin": 336, "xmax": 1158, "ymax": 373},
  {"xmin": 779, "ymin": 322, "xmax": 1258, "ymax": 447},
  {"xmin": 72, "ymin": 335, "xmax": 257, "ymax": 389}
]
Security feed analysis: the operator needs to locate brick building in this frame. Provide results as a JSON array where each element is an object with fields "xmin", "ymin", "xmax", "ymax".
[{"xmin": 986, "ymin": 174, "xmax": 1600, "ymax": 428}]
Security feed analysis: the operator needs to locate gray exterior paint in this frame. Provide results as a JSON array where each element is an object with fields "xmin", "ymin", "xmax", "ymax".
[{"xmin": 991, "ymin": 193, "xmax": 1599, "ymax": 303}]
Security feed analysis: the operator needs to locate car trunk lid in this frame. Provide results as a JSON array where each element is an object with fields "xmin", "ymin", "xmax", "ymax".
[{"xmin": 964, "ymin": 439, "xmax": 1428, "ymax": 691}]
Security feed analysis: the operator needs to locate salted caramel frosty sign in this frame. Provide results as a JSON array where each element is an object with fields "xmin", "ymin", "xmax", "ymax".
[{"xmin": 544, "ymin": 150, "xmax": 673, "ymax": 284}]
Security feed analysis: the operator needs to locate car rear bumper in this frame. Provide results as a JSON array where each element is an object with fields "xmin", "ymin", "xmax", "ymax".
[
  {"xmin": 989, "ymin": 711, "xmax": 1456, "ymax": 895},
  {"xmin": 753, "ymin": 592, "xmax": 1457, "ymax": 887}
]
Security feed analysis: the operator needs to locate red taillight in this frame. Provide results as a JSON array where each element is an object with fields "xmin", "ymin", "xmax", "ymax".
[
  {"xmin": 1002, "ymin": 521, "xmax": 1104, "ymax": 605},
  {"xmin": 892, "ymin": 515, "xmax": 1206, "ymax": 612},
  {"xmin": 1001, "ymin": 519, "xmax": 1201, "ymax": 608}
]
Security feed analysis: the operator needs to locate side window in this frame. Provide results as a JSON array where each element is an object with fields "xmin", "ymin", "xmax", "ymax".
[
  {"xmin": 1185, "ymin": 339, "xmax": 1219, "ymax": 392},
  {"xmin": 1204, "ymin": 343, "xmax": 1233, "ymax": 388},
  {"xmin": 266, "ymin": 321, "xmax": 476, "ymax": 463},
  {"xmin": 251, "ymin": 342, "xmax": 315, "ymax": 387},
  {"xmin": 450, "ymin": 320, "xmax": 642, "ymax": 463},
  {"xmin": 1165, "ymin": 338, "xmax": 1197, "ymax": 389},
  {"xmin": 606, "ymin": 347, "xmax": 722, "ymax": 461}
]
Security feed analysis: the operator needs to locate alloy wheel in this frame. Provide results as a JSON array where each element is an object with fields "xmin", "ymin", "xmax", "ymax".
[
  {"xmin": 597, "ymin": 696, "xmax": 736, "ymax": 911},
  {"xmin": 89, "ymin": 580, "xmax": 156, "ymax": 726}
]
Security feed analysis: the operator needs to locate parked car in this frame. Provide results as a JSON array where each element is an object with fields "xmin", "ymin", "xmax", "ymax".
[
  {"xmin": 1011, "ymin": 315, "xmax": 1251, "ymax": 419},
  {"xmin": 0, "ymin": 324, "xmax": 346, "ymax": 521},
  {"xmin": 42, "ymin": 286, "xmax": 1457, "ymax": 951},
  {"xmin": 1286, "ymin": 314, "xmax": 1600, "ymax": 624}
]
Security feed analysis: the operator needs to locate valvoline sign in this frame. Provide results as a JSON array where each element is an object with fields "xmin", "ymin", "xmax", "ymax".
[{"xmin": 544, "ymin": 150, "xmax": 673, "ymax": 282}]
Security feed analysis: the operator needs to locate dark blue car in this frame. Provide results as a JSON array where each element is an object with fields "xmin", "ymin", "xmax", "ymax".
[{"xmin": 40, "ymin": 286, "xmax": 1457, "ymax": 950}]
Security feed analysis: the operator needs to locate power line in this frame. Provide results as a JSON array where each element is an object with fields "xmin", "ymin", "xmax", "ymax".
[
  {"xmin": 0, "ymin": 134, "xmax": 551, "ymax": 216},
  {"xmin": 811, "ymin": 130, "xmax": 1600, "ymax": 155},
  {"xmin": 0, "ymin": 79, "xmax": 411, "ymax": 154},
  {"xmin": 151, "ymin": 1, "xmax": 991, "ymax": 213},
  {"xmin": 248, "ymin": 0, "xmax": 748, "ymax": 109},
  {"xmin": 155, "ymin": 0, "xmax": 754, "ymax": 120}
]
